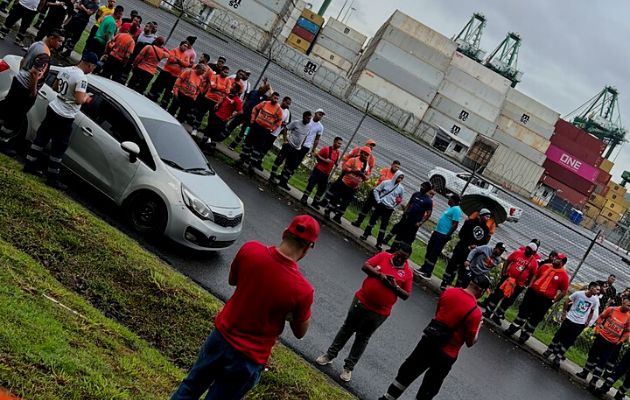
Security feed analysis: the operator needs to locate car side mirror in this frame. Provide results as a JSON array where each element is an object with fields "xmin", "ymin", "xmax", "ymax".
[{"xmin": 121, "ymin": 141, "xmax": 140, "ymax": 163}]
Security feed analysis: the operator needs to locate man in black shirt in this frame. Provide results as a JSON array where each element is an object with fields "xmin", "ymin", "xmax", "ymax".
[{"xmin": 599, "ymin": 274, "xmax": 618, "ymax": 312}]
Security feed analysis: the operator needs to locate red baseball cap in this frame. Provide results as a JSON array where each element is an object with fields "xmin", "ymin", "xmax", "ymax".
[{"xmin": 287, "ymin": 215, "xmax": 320, "ymax": 244}]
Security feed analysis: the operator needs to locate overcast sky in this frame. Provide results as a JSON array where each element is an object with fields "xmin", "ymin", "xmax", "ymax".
[{"xmin": 312, "ymin": 0, "xmax": 630, "ymax": 180}]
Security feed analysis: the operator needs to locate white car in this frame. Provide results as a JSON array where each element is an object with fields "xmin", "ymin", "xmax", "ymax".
[
  {"xmin": 428, "ymin": 166, "xmax": 523, "ymax": 222},
  {"xmin": 0, "ymin": 55, "xmax": 244, "ymax": 250}
]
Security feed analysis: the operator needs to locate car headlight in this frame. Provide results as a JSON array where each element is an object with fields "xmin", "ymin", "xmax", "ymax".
[{"xmin": 181, "ymin": 185, "xmax": 213, "ymax": 221}]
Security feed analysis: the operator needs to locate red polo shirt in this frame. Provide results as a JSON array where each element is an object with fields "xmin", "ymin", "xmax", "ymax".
[
  {"xmin": 355, "ymin": 252, "xmax": 413, "ymax": 316},
  {"xmin": 505, "ymin": 248, "xmax": 539, "ymax": 287},
  {"xmin": 215, "ymin": 94, "xmax": 243, "ymax": 122},
  {"xmin": 215, "ymin": 241, "xmax": 314, "ymax": 365},
  {"xmin": 530, "ymin": 264, "xmax": 570, "ymax": 300},
  {"xmin": 314, "ymin": 145, "xmax": 340, "ymax": 175},
  {"xmin": 435, "ymin": 288, "xmax": 483, "ymax": 359}
]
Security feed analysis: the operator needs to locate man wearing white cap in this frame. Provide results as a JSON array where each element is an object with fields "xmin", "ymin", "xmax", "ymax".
[
  {"xmin": 483, "ymin": 241, "xmax": 540, "ymax": 324},
  {"xmin": 298, "ymin": 108, "xmax": 325, "ymax": 161}
]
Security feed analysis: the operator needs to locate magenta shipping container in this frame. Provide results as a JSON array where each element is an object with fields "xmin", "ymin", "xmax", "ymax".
[{"xmin": 545, "ymin": 145, "xmax": 600, "ymax": 183}]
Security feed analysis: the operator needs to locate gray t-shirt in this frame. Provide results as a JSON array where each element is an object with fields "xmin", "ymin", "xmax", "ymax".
[
  {"xmin": 567, "ymin": 291, "xmax": 599, "ymax": 325},
  {"xmin": 17, "ymin": 41, "xmax": 51, "ymax": 90},
  {"xmin": 285, "ymin": 120, "xmax": 312, "ymax": 150},
  {"xmin": 467, "ymin": 244, "xmax": 501, "ymax": 276}
]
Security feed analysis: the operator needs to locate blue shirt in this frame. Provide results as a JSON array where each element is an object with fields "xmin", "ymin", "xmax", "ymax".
[
  {"xmin": 435, "ymin": 205, "xmax": 462, "ymax": 235},
  {"xmin": 406, "ymin": 192, "xmax": 433, "ymax": 223}
]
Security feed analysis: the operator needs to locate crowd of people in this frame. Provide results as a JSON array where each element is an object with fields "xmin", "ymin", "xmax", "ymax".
[{"xmin": 1, "ymin": 2, "xmax": 630, "ymax": 400}]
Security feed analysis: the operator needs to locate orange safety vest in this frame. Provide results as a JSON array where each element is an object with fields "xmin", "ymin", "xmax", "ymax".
[
  {"xmin": 344, "ymin": 146, "xmax": 376, "ymax": 171},
  {"xmin": 108, "ymin": 33, "xmax": 135, "ymax": 62},
  {"xmin": 250, "ymin": 101, "xmax": 283, "ymax": 131},
  {"xmin": 163, "ymin": 47, "xmax": 191, "ymax": 77},
  {"xmin": 174, "ymin": 69, "xmax": 206, "ymax": 99},
  {"xmin": 134, "ymin": 45, "xmax": 170, "ymax": 75},
  {"xmin": 342, "ymin": 157, "xmax": 370, "ymax": 189},
  {"xmin": 204, "ymin": 74, "xmax": 231, "ymax": 103}
]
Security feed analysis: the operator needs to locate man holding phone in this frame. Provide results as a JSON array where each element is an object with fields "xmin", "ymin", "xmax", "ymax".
[{"xmin": 316, "ymin": 243, "xmax": 413, "ymax": 382}]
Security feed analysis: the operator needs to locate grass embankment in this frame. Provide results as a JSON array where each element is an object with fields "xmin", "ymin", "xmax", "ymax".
[{"xmin": 0, "ymin": 154, "xmax": 354, "ymax": 400}]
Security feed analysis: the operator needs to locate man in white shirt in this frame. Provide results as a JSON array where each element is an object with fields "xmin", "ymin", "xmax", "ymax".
[
  {"xmin": 269, "ymin": 111, "xmax": 313, "ymax": 191},
  {"xmin": 0, "ymin": 0, "xmax": 40, "ymax": 45},
  {"xmin": 23, "ymin": 52, "xmax": 99, "ymax": 189},
  {"xmin": 542, "ymin": 281, "xmax": 601, "ymax": 369}
]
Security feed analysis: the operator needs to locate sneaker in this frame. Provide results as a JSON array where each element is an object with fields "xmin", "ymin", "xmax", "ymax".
[
  {"xmin": 190, "ymin": 129, "xmax": 199, "ymax": 138},
  {"xmin": 315, "ymin": 354, "xmax": 333, "ymax": 366},
  {"xmin": 0, "ymin": 32, "xmax": 6, "ymax": 40},
  {"xmin": 503, "ymin": 326, "xmax": 518, "ymax": 338},
  {"xmin": 517, "ymin": 334, "xmax": 528, "ymax": 345},
  {"xmin": 278, "ymin": 181, "xmax": 291, "ymax": 191},
  {"xmin": 300, "ymin": 196, "xmax": 308, "ymax": 205},
  {"xmin": 576, "ymin": 370, "xmax": 589, "ymax": 380},
  {"xmin": 542, "ymin": 350, "xmax": 552, "ymax": 359},
  {"xmin": 551, "ymin": 356, "xmax": 561, "ymax": 370},
  {"xmin": 268, "ymin": 174, "xmax": 278, "ymax": 183},
  {"xmin": 339, "ymin": 369, "xmax": 352, "ymax": 382},
  {"xmin": 360, "ymin": 234, "xmax": 368, "ymax": 241},
  {"xmin": 14, "ymin": 38, "xmax": 24, "ymax": 47}
]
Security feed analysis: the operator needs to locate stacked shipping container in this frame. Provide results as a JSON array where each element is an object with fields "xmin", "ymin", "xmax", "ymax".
[
  {"xmin": 310, "ymin": 18, "xmax": 367, "ymax": 75},
  {"xmin": 347, "ymin": 10, "xmax": 457, "ymax": 121},
  {"xmin": 287, "ymin": 9, "xmax": 324, "ymax": 53}
]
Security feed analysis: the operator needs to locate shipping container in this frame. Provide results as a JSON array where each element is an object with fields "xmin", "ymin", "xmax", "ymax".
[
  {"xmin": 359, "ymin": 59, "xmax": 437, "ymax": 103},
  {"xmin": 255, "ymin": 0, "xmax": 290, "ymax": 13},
  {"xmin": 310, "ymin": 44, "xmax": 352, "ymax": 71},
  {"xmin": 589, "ymin": 193, "xmax": 607, "ymax": 209},
  {"xmin": 291, "ymin": 25, "xmax": 315, "ymax": 42},
  {"xmin": 324, "ymin": 18, "xmax": 367, "ymax": 44},
  {"xmin": 443, "ymin": 67, "xmax": 507, "ymax": 108},
  {"xmin": 600, "ymin": 158, "xmax": 614, "ymax": 173},
  {"xmin": 541, "ymin": 174, "xmax": 589, "ymax": 207},
  {"xmin": 300, "ymin": 8, "xmax": 324, "ymax": 25},
  {"xmin": 484, "ymin": 145, "xmax": 544, "ymax": 195},
  {"xmin": 595, "ymin": 215, "xmax": 618, "ymax": 230},
  {"xmin": 549, "ymin": 134, "xmax": 603, "ymax": 168},
  {"xmin": 594, "ymin": 183, "xmax": 610, "ymax": 197},
  {"xmin": 597, "ymin": 168, "xmax": 612, "ymax": 186},
  {"xmin": 431, "ymin": 94, "xmax": 496, "ymax": 137},
  {"xmin": 500, "ymin": 101, "xmax": 555, "ymax": 140},
  {"xmin": 505, "ymin": 88, "xmax": 560, "ymax": 126},
  {"xmin": 297, "ymin": 17, "xmax": 322, "ymax": 35},
  {"xmin": 354, "ymin": 70, "xmax": 430, "ymax": 116},
  {"xmin": 582, "ymin": 216, "xmax": 596, "ymax": 230},
  {"xmin": 450, "ymin": 52, "xmax": 511, "ymax": 94},
  {"xmin": 491, "ymin": 129, "xmax": 546, "ymax": 165},
  {"xmin": 437, "ymin": 80, "xmax": 501, "ymax": 122},
  {"xmin": 583, "ymin": 203, "xmax": 600, "ymax": 219},
  {"xmin": 553, "ymin": 119, "xmax": 606, "ymax": 161},
  {"xmin": 212, "ymin": 0, "xmax": 280, "ymax": 31},
  {"xmin": 607, "ymin": 181, "xmax": 627, "ymax": 197},
  {"xmin": 423, "ymin": 108, "xmax": 477, "ymax": 146},
  {"xmin": 315, "ymin": 35, "xmax": 360, "ymax": 62},
  {"xmin": 318, "ymin": 27, "xmax": 364, "ymax": 54},
  {"xmin": 604, "ymin": 199, "xmax": 628, "ymax": 215},
  {"xmin": 385, "ymin": 10, "xmax": 457, "ymax": 57},
  {"xmin": 368, "ymin": 41, "xmax": 445, "ymax": 87},
  {"xmin": 600, "ymin": 208, "xmax": 623, "ymax": 223},
  {"xmin": 287, "ymin": 33, "xmax": 311, "ymax": 52},
  {"xmin": 543, "ymin": 159, "xmax": 595, "ymax": 195},
  {"xmin": 497, "ymin": 116, "xmax": 550, "ymax": 153}
]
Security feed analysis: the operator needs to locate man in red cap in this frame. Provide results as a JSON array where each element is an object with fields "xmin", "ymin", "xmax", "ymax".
[{"xmin": 171, "ymin": 215, "xmax": 320, "ymax": 400}]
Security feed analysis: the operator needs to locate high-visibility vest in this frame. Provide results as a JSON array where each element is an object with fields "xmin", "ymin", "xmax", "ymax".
[
  {"xmin": 174, "ymin": 69, "xmax": 206, "ymax": 99},
  {"xmin": 108, "ymin": 33, "xmax": 135, "ymax": 62},
  {"xmin": 134, "ymin": 45, "xmax": 170, "ymax": 75},
  {"xmin": 163, "ymin": 47, "xmax": 191, "ymax": 77},
  {"xmin": 342, "ymin": 157, "xmax": 370, "ymax": 189},
  {"xmin": 204, "ymin": 74, "xmax": 231, "ymax": 103},
  {"xmin": 250, "ymin": 101, "xmax": 283, "ymax": 131}
]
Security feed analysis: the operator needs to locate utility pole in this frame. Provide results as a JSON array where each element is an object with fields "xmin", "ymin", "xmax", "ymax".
[
  {"xmin": 569, "ymin": 230, "xmax": 602, "ymax": 284},
  {"xmin": 460, "ymin": 163, "xmax": 481, "ymax": 196},
  {"xmin": 336, "ymin": 0, "xmax": 350, "ymax": 19},
  {"xmin": 166, "ymin": 8, "xmax": 186, "ymax": 43},
  {"xmin": 318, "ymin": 0, "xmax": 333, "ymax": 16}
]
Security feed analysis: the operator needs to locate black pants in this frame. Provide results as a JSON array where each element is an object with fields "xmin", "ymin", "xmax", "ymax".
[
  {"xmin": 85, "ymin": 36, "xmax": 107, "ymax": 58},
  {"xmin": 1, "ymin": 77, "xmax": 35, "ymax": 134},
  {"xmin": 226, "ymin": 113, "xmax": 250, "ymax": 146},
  {"xmin": 383, "ymin": 336, "xmax": 456, "ymax": 400},
  {"xmin": 419, "ymin": 231, "xmax": 449, "ymax": 277},
  {"xmin": 326, "ymin": 297, "xmax": 387, "ymax": 371},
  {"xmin": 194, "ymin": 97, "xmax": 216, "ymax": 130},
  {"xmin": 148, "ymin": 70, "xmax": 177, "ymax": 107},
  {"xmin": 583, "ymin": 335, "xmax": 622, "ymax": 380},
  {"xmin": 302, "ymin": 168, "xmax": 330, "ymax": 205},
  {"xmin": 1, "ymin": 2, "xmax": 37, "ymax": 41},
  {"xmin": 389, "ymin": 214, "xmax": 420, "ymax": 245},
  {"xmin": 355, "ymin": 193, "xmax": 376, "ymax": 224},
  {"xmin": 240, "ymin": 123, "xmax": 269, "ymax": 166},
  {"xmin": 506, "ymin": 289, "xmax": 553, "ymax": 342},
  {"xmin": 547, "ymin": 319, "xmax": 586, "ymax": 358},
  {"xmin": 100, "ymin": 57, "xmax": 127, "ymax": 83},
  {"xmin": 600, "ymin": 349, "xmax": 630, "ymax": 395},
  {"xmin": 326, "ymin": 179, "xmax": 357, "ymax": 219},
  {"xmin": 441, "ymin": 242, "xmax": 470, "ymax": 288},
  {"xmin": 25, "ymin": 106, "xmax": 74, "ymax": 181},
  {"xmin": 271, "ymin": 143, "xmax": 302, "ymax": 184},
  {"xmin": 168, "ymin": 94, "xmax": 197, "ymax": 123},
  {"xmin": 86, "ymin": 23, "xmax": 98, "ymax": 44},
  {"xmin": 202, "ymin": 112, "xmax": 229, "ymax": 141},
  {"xmin": 62, "ymin": 17, "xmax": 89, "ymax": 53},
  {"xmin": 34, "ymin": 13, "xmax": 65, "ymax": 41},
  {"xmin": 128, "ymin": 68, "xmax": 154, "ymax": 94},
  {"xmin": 484, "ymin": 276, "xmax": 524, "ymax": 320},
  {"xmin": 363, "ymin": 203, "xmax": 394, "ymax": 246}
]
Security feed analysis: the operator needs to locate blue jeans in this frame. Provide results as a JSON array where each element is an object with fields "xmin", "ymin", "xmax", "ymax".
[{"xmin": 171, "ymin": 329, "xmax": 264, "ymax": 400}]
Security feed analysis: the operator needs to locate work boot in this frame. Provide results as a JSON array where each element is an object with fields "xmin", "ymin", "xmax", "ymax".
[
  {"xmin": 491, "ymin": 314, "xmax": 502, "ymax": 325},
  {"xmin": 576, "ymin": 370, "xmax": 590, "ymax": 380},
  {"xmin": 277, "ymin": 180, "xmax": 291, "ymax": 191},
  {"xmin": 614, "ymin": 391, "xmax": 625, "ymax": 400},
  {"xmin": 594, "ymin": 384, "xmax": 611, "ymax": 396},
  {"xmin": 551, "ymin": 356, "xmax": 561, "ymax": 370},
  {"xmin": 23, "ymin": 163, "xmax": 43, "ymax": 177},
  {"xmin": 45, "ymin": 177, "xmax": 67, "ymax": 191},
  {"xmin": 351, "ymin": 218, "xmax": 362, "ymax": 227},
  {"xmin": 503, "ymin": 325, "xmax": 518, "ymax": 338},
  {"xmin": 268, "ymin": 173, "xmax": 278, "ymax": 183},
  {"xmin": 332, "ymin": 214, "xmax": 342, "ymax": 224},
  {"xmin": 517, "ymin": 333, "xmax": 528, "ymax": 345},
  {"xmin": 360, "ymin": 233, "xmax": 369, "ymax": 241},
  {"xmin": 542, "ymin": 349, "xmax": 553, "ymax": 359},
  {"xmin": 482, "ymin": 310, "xmax": 492, "ymax": 319},
  {"xmin": 300, "ymin": 195, "xmax": 309, "ymax": 205}
]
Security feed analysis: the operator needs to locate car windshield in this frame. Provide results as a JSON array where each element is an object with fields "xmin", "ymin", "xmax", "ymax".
[{"xmin": 140, "ymin": 118, "xmax": 214, "ymax": 175}]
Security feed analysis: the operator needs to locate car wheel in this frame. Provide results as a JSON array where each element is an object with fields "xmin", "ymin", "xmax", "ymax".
[
  {"xmin": 429, "ymin": 175, "xmax": 447, "ymax": 195},
  {"xmin": 126, "ymin": 191, "xmax": 167, "ymax": 236}
]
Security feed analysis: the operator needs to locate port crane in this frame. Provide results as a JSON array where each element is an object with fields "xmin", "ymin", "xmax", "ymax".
[
  {"xmin": 453, "ymin": 13, "xmax": 487, "ymax": 62},
  {"xmin": 484, "ymin": 32, "xmax": 523, "ymax": 87}
]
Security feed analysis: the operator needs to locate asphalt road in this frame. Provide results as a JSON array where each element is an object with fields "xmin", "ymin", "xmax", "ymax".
[
  {"xmin": 73, "ymin": 0, "xmax": 630, "ymax": 286},
  {"xmin": 0, "ymin": 26, "xmax": 612, "ymax": 400}
]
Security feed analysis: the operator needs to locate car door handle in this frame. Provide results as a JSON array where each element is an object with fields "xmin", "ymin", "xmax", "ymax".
[
  {"xmin": 81, "ymin": 126, "xmax": 93, "ymax": 137},
  {"xmin": 37, "ymin": 90, "xmax": 47, "ymax": 99}
]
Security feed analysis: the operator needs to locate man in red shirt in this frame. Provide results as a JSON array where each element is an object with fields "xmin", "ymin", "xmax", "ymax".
[
  {"xmin": 316, "ymin": 242, "xmax": 413, "ymax": 382},
  {"xmin": 300, "ymin": 136, "xmax": 343, "ymax": 208},
  {"xmin": 504, "ymin": 253, "xmax": 570, "ymax": 344},
  {"xmin": 483, "ymin": 242, "xmax": 539, "ymax": 324},
  {"xmin": 202, "ymin": 84, "xmax": 243, "ymax": 152},
  {"xmin": 378, "ymin": 274, "xmax": 490, "ymax": 400},
  {"xmin": 352, "ymin": 160, "xmax": 401, "ymax": 227},
  {"xmin": 170, "ymin": 215, "xmax": 319, "ymax": 400}
]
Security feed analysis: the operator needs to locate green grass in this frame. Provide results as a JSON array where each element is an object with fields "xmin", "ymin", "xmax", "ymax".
[{"xmin": 0, "ymin": 154, "xmax": 354, "ymax": 400}]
